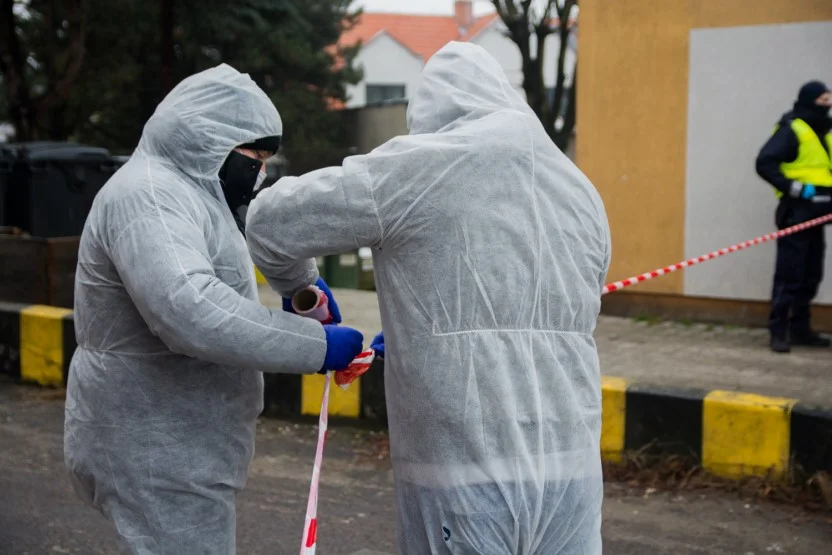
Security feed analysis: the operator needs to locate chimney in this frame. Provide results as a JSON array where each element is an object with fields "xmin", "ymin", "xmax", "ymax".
[{"xmin": 454, "ymin": 0, "xmax": 474, "ymax": 34}]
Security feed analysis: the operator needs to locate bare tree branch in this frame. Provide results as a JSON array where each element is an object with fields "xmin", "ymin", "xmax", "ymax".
[
  {"xmin": 553, "ymin": 63, "xmax": 577, "ymax": 150},
  {"xmin": 492, "ymin": 0, "xmax": 521, "ymax": 42},
  {"xmin": 534, "ymin": 4, "xmax": 552, "ymax": 79},
  {"xmin": 491, "ymin": 0, "xmax": 517, "ymax": 20},
  {"xmin": 547, "ymin": 0, "xmax": 576, "ymax": 137},
  {"xmin": 558, "ymin": 0, "xmax": 577, "ymax": 25},
  {"xmin": 535, "ymin": 0, "xmax": 557, "ymax": 55},
  {"xmin": 492, "ymin": 0, "xmax": 530, "ymax": 61},
  {"xmin": 542, "ymin": 0, "xmax": 557, "ymax": 22},
  {"xmin": 491, "ymin": 0, "xmax": 579, "ymax": 150},
  {"xmin": 531, "ymin": 0, "xmax": 557, "ymax": 130}
]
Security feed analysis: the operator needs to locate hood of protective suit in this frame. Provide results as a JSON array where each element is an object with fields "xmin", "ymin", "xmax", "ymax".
[
  {"xmin": 136, "ymin": 64, "xmax": 282, "ymax": 201},
  {"xmin": 248, "ymin": 41, "xmax": 610, "ymax": 555},
  {"xmin": 407, "ymin": 41, "xmax": 530, "ymax": 134}
]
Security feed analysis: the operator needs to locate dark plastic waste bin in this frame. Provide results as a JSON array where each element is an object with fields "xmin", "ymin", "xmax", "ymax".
[{"xmin": 1, "ymin": 142, "xmax": 123, "ymax": 237}]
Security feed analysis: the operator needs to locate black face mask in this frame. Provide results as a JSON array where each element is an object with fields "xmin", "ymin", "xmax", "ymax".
[
  {"xmin": 795, "ymin": 101, "xmax": 831, "ymax": 118},
  {"xmin": 218, "ymin": 150, "xmax": 262, "ymax": 234},
  {"xmin": 793, "ymin": 103, "xmax": 832, "ymax": 138},
  {"xmin": 219, "ymin": 150, "xmax": 262, "ymax": 210}
]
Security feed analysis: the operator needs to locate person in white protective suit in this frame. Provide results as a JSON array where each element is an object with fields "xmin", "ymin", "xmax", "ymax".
[
  {"xmin": 246, "ymin": 43, "xmax": 611, "ymax": 554},
  {"xmin": 64, "ymin": 64, "xmax": 364, "ymax": 554}
]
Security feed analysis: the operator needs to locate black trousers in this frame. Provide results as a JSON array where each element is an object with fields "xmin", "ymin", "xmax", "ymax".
[{"xmin": 769, "ymin": 201, "xmax": 829, "ymax": 336}]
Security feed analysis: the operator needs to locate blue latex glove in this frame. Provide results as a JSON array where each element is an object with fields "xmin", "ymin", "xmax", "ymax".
[
  {"xmin": 801, "ymin": 184, "xmax": 816, "ymax": 200},
  {"xmin": 283, "ymin": 277, "xmax": 342, "ymax": 324},
  {"xmin": 370, "ymin": 332, "xmax": 385, "ymax": 358},
  {"xmin": 321, "ymin": 325, "xmax": 363, "ymax": 372}
]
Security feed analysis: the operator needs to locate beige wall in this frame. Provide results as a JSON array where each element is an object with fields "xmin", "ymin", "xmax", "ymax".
[
  {"xmin": 343, "ymin": 103, "xmax": 408, "ymax": 154},
  {"xmin": 577, "ymin": 0, "xmax": 832, "ymax": 294}
]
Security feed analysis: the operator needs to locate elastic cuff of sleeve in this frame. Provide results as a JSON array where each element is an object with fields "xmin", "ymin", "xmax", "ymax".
[
  {"xmin": 287, "ymin": 269, "xmax": 321, "ymax": 298},
  {"xmin": 789, "ymin": 181, "xmax": 803, "ymax": 198}
]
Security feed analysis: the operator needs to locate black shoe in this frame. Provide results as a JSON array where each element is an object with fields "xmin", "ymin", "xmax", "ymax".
[
  {"xmin": 770, "ymin": 335, "xmax": 791, "ymax": 353},
  {"xmin": 791, "ymin": 332, "xmax": 832, "ymax": 348}
]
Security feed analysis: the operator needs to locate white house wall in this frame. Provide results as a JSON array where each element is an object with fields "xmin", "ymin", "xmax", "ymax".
[
  {"xmin": 683, "ymin": 21, "xmax": 832, "ymax": 303},
  {"xmin": 345, "ymin": 33, "xmax": 424, "ymax": 109},
  {"xmin": 346, "ymin": 22, "xmax": 577, "ymax": 108},
  {"xmin": 470, "ymin": 27, "xmax": 525, "ymax": 94}
]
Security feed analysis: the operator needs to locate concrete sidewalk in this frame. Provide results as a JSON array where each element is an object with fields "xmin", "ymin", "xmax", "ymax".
[{"xmin": 260, "ymin": 287, "xmax": 831, "ymax": 407}]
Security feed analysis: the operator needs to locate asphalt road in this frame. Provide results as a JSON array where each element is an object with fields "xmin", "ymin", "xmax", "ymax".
[{"xmin": 1, "ymin": 381, "xmax": 829, "ymax": 554}]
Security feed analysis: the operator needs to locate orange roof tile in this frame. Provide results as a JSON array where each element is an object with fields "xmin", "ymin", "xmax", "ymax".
[
  {"xmin": 466, "ymin": 13, "xmax": 500, "ymax": 40},
  {"xmin": 339, "ymin": 12, "xmax": 499, "ymax": 62}
]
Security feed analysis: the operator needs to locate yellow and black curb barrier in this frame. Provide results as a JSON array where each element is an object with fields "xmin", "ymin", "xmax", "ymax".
[
  {"xmin": 1, "ymin": 303, "xmax": 829, "ymax": 480},
  {"xmin": 0, "ymin": 302, "xmax": 74, "ymax": 387},
  {"xmin": 601, "ymin": 377, "xmax": 832, "ymax": 479}
]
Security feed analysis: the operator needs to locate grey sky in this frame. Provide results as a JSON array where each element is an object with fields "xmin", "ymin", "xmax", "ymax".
[{"xmin": 354, "ymin": 0, "xmax": 496, "ymax": 16}]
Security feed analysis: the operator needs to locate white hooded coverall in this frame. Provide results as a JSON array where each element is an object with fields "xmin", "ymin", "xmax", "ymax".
[
  {"xmin": 247, "ymin": 43, "xmax": 611, "ymax": 554},
  {"xmin": 64, "ymin": 65, "xmax": 328, "ymax": 554}
]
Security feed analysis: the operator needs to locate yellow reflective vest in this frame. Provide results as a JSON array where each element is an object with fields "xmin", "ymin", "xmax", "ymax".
[{"xmin": 775, "ymin": 118, "xmax": 832, "ymax": 197}]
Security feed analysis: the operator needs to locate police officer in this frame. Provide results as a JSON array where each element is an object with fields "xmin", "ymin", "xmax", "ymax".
[{"xmin": 756, "ymin": 81, "xmax": 832, "ymax": 353}]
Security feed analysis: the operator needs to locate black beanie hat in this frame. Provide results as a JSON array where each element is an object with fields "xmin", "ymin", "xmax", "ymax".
[
  {"xmin": 239, "ymin": 135, "xmax": 281, "ymax": 155},
  {"xmin": 796, "ymin": 81, "xmax": 830, "ymax": 109}
]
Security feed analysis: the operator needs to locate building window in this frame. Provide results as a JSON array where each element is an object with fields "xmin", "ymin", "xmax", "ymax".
[{"xmin": 366, "ymin": 84, "xmax": 406, "ymax": 105}]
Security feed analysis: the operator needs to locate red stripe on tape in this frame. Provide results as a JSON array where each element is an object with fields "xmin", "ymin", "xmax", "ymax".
[{"xmin": 306, "ymin": 519, "xmax": 317, "ymax": 548}]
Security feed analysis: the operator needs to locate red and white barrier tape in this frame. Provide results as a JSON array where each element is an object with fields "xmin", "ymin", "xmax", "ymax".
[
  {"xmin": 334, "ymin": 349, "xmax": 375, "ymax": 391},
  {"xmin": 300, "ymin": 371, "xmax": 330, "ymax": 555},
  {"xmin": 300, "ymin": 349, "xmax": 375, "ymax": 555},
  {"xmin": 602, "ymin": 213, "xmax": 832, "ymax": 295}
]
